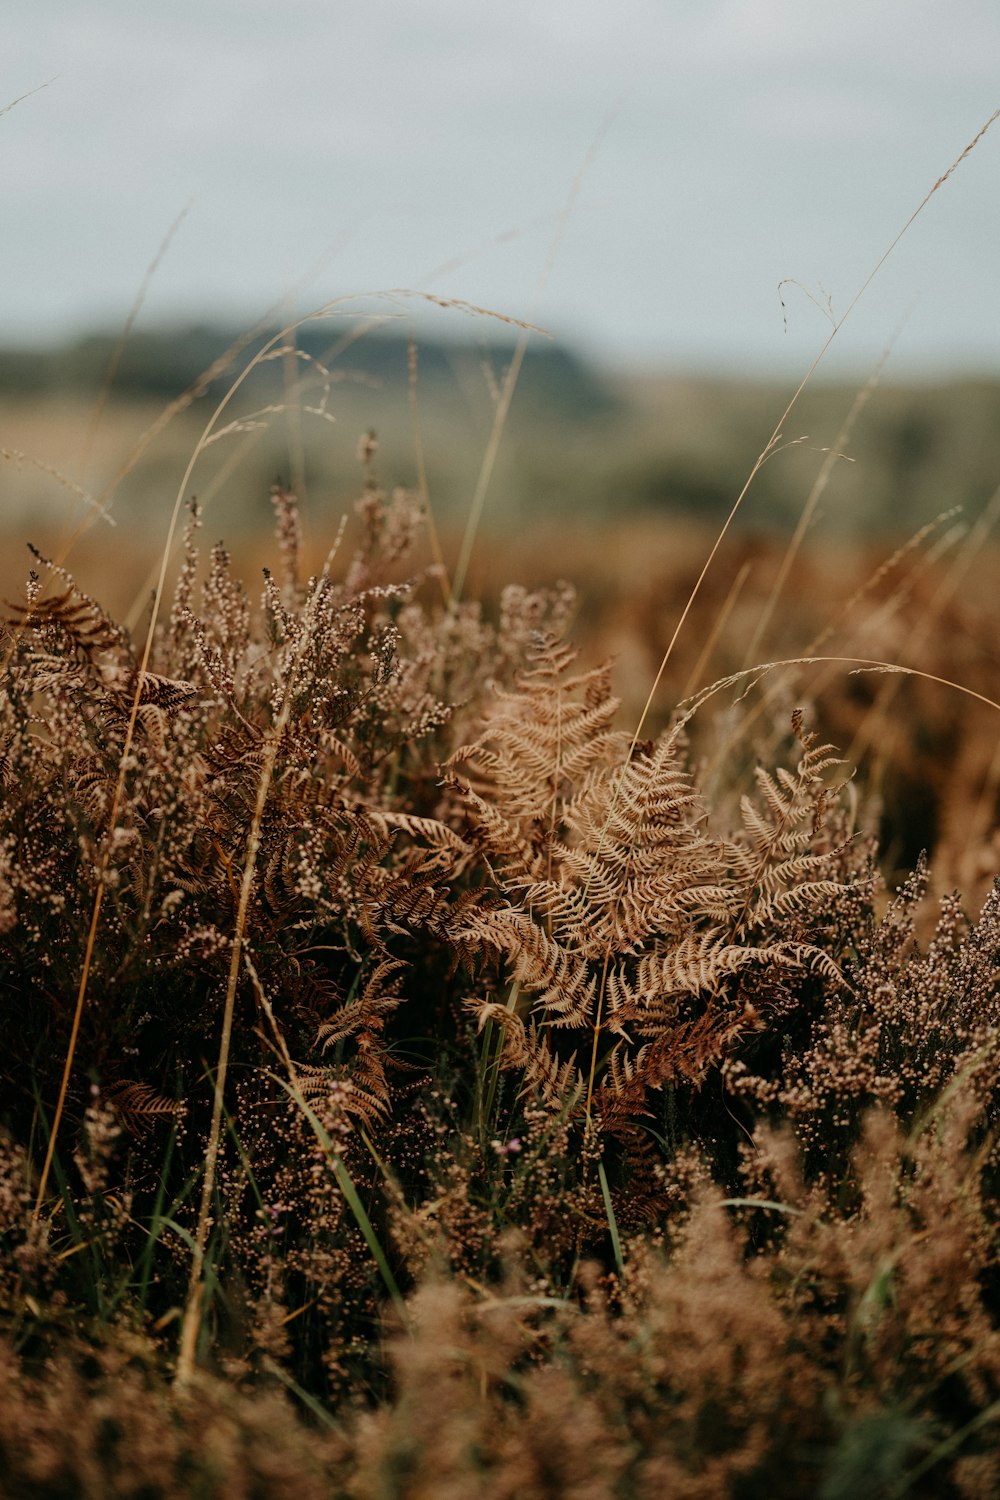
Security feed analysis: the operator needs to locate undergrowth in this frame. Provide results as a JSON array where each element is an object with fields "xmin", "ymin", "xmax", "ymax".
[{"xmin": 0, "ymin": 463, "xmax": 998, "ymax": 1499}]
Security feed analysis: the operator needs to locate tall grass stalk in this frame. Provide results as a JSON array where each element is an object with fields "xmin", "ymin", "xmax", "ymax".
[
  {"xmin": 174, "ymin": 520, "xmax": 347, "ymax": 1386},
  {"xmin": 78, "ymin": 203, "xmax": 192, "ymax": 479},
  {"xmin": 739, "ymin": 343, "xmax": 890, "ymax": 673},
  {"xmin": 635, "ymin": 105, "xmax": 1000, "ymax": 750},
  {"xmin": 450, "ymin": 107, "xmax": 618, "ymax": 604},
  {"xmin": 576, "ymin": 107, "xmax": 1000, "ymax": 1125},
  {"xmin": 33, "ymin": 309, "xmax": 333, "ymax": 1221}
]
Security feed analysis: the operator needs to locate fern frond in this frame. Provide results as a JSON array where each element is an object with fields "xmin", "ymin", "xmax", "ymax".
[{"xmin": 105, "ymin": 1081, "xmax": 180, "ymax": 1137}]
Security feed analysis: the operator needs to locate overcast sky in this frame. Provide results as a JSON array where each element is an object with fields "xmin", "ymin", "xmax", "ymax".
[{"xmin": 4, "ymin": 1, "xmax": 1000, "ymax": 374}]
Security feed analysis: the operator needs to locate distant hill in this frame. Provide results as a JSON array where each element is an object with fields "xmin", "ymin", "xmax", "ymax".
[
  {"xmin": 0, "ymin": 322, "xmax": 620, "ymax": 421},
  {"xmin": 1, "ymin": 324, "xmax": 998, "ymax": 542}
]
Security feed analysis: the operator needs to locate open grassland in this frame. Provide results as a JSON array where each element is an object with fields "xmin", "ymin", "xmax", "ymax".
[{"xmin": 5, "ymin": 325, "xmax": 1000, "ymax": 541}]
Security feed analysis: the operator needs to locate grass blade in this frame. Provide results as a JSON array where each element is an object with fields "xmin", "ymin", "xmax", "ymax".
[{"xmin": 597, "ymin": 1159, "xmax": 624, "ymax": 1282}]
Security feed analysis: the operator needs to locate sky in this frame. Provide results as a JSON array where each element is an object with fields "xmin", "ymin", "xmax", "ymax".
[{"xmin": 3, "ymin": 0, "xmax": 1000, "ymax": 375}]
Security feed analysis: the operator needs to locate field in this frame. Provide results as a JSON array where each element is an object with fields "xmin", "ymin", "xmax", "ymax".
[{"xmin": 2, "ymin": 315, "xmax": 1000, "ymax": 1498}]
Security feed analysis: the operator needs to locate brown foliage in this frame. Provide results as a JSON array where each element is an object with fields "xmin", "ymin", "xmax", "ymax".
[{"xmin": 1, "ymin": 470, "xmax": 999, "ymax": 1495}]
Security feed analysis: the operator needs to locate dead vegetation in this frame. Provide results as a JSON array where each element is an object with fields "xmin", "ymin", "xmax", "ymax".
[{"xmin": 0, "ymin": 466, "xmax": 998, "ymax": 1498}]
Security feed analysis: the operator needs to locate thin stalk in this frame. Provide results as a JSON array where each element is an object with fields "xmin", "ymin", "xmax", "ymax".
[
  {"xmin": 407, "ymin": 333, "xmax": 452, "ymax": 605},
  {"xmin": 450, "ymin": 106, "xmax": 619, "ymax": 604},
  {"xmin": 740, "ymin": 345, "xmax": 889, "ymax": 671},
  {"xmin": 33, "ymin": 318, "xmax": 297, "ymax": 1220},
  {"xmin": 584, "ymin": 107, "xmax": 1000, "ymax": 905},
  {"xmin": 597, "ymin": 1159, "xmax": 625, "ymax": 1280},
  {"xmin": 244, "ymin": 952, "xmax": 406, "ymax": 1319},
  {"xmin": 682, "ymin": 559, "xmax": 752, "ymax": 700},
  {"xmin": 35, "ymin": 285, "xmax": 532, "ymax": 1226},
  {"xmin": 674, "ymin": 654, "xmax": 1000, "ymax": 733},
  {"xmin": 77, "ymin": 203, "xmax": 191, "ymax": 480},
  {"xmin": 702, "ymin": 507, "xmax": 968, "ymax": 794},
  {"xmin": 479, "ymin": 980, "xmax": 521, "ymax": 1145},
  {"xmin": 175, "ymin": 525, "xmax": 347, "ymax": 1388},
  {"xmin": 843, "ymin": 483, "xmax": 1000, "ymax": 771},
  {"xmin": 0, "ymin": 78, "xmax": 57, "ymax": 120}
]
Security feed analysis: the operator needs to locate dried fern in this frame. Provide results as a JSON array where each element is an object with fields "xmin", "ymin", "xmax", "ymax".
[{"xmin": 450, "ymin": 638, "xmax": 858, "ymax": 1143}]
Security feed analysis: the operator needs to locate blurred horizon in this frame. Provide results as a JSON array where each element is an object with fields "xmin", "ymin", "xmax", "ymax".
[
  {"xmin": 3, "ymin": 315, "xmax": 999, "ymax": 552},
  {"xmin": 6, "ymin": 217, "xmax": 1000, "ymax": 383},
  {"xmin": 4, "ymin": 2, "xmax": 1000, "ymax": 380},
  {"xmin": 8, "ymin": 308, "xmax": 1000, "ymax": 388},
  {"xmin": 4, "ymin": 1, "xmax": 1000, "ymax": 613}
]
